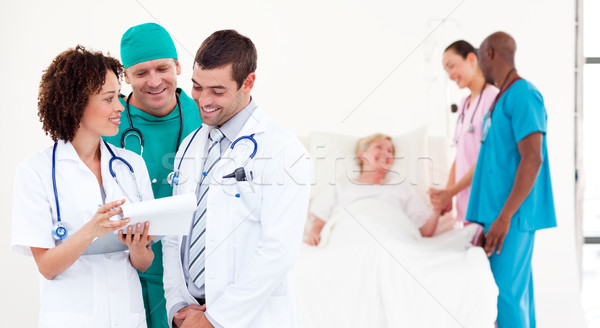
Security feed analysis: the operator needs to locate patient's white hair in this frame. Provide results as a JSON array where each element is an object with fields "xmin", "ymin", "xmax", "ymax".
[{"xmin": 355, "ymin": 133, "xmax": 395, "ymax": 171}]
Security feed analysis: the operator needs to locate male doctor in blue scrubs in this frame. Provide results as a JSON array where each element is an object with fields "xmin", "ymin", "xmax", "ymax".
[{"xmin": 466, "ymin": 31, "xmax": 557, "ymax": 328}]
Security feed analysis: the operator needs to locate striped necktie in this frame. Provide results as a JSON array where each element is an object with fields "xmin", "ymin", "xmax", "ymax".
[{"xmin": 189, "ymin": 128, "xmax": 224, "ymax": 288}]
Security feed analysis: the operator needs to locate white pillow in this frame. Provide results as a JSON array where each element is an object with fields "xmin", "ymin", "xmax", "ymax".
[{"xmin": 308, "ymin": 127, "xmax": 430, "ymax": 199}]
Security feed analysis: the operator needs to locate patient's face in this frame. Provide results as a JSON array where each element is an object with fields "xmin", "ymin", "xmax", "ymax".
[{"xmin": 360, "ymin": 138, "xmax": 394, "ymax": 174}]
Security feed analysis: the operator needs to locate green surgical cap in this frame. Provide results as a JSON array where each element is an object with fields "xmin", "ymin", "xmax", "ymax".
[{"xmin": 120, "ymin": 23, "xmax": 178, "ymax": 68}]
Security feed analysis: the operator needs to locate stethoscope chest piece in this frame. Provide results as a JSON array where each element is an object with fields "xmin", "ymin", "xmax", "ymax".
[
  {"xmin": 52, "ymin": 222, "xmax": 68, "ymax": 241},
  {"xmin": 168, "ymin": 171, "xmax": 185, "ymax": 187},
  {"xmin": 50, "ymin": 141, "xmax": 142, "ymax": 241},
  {"xmin": 467, "ymin": 123, "xmax": 474, "ymax": 133}
]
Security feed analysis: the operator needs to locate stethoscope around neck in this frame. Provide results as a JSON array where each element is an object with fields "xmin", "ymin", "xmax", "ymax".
[
  {"xmin": 454, "ymin": 81, "xmax": 487, "ymax": 144},
  {"xmin": 121, "ymin": 88, "xmax": 184, "ymax": 156},
  {"xmin": 167, "ymin": 127, "xmax": 258, "ymax": 196},
  {"xmin": 51, "ymin": 141, "xmax": 141, "ymax": 241}
]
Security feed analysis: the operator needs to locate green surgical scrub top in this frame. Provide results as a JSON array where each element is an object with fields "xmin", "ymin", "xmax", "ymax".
[{"xmin": 104, "ymin": 89, "xmax": 202, "ymax": 199}]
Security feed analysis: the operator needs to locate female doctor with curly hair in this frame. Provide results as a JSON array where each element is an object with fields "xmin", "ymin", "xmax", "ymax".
[{"xmin": 11, "ymin": 46, "xmax": 154, "ymax": 328}]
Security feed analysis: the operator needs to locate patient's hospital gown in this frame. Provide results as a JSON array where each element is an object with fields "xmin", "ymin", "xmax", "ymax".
[{"xmin": 310, "ymin": 178, "xmax": 430, "ymax": 227}]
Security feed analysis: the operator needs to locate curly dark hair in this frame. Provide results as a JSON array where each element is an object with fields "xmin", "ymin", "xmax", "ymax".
[{"xmin": 38, "ymin": 45, "xmax": 123, "ymax": 141}]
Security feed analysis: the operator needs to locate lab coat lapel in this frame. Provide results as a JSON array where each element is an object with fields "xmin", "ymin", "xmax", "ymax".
[
  {"xmin": 99, "ymin": 140, "xmax": 121, "ymax": 204},
  {"xmin": 221, "ymin": 107, "xmax": 268, "ymax": 161},
  {"xmin": 55, "ymin": 140, "xmax": 83, "ymax": 162},
  {"xmin": 190, "ymin": 126, "xmax": 212, "ymax": 192},
  {"xmin": 56, "ymin": 140, "xmax": 115, "ymax": 202}
]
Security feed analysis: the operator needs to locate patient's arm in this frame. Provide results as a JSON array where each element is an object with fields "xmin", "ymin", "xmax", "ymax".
[
  {"xmin": 429, "ymin": 161, "xmax": 476, "ymax": 213},
  {"xmin": 306, "ymin": 217, "xmax": 326, "ymax": 246},
  {"xmin": 419, "ymin": 212, "xmax": 441, "ymax": 237}
]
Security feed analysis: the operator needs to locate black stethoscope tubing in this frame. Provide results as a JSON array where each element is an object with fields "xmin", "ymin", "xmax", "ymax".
[
  {"xmin": 458, "ymin": 81, "xmax": 487, "ymax": 132},
  {"xmin": 121, "ymin": 88, "xmax": 184, "ymax": 154}
]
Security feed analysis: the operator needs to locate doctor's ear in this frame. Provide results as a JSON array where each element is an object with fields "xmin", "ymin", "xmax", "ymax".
[
  {"xmin": 242, "ymin": 73, "xmax": 256, "ymax": 95},
  {"xmin": 486, "ymin": 47, "xmax": 495, "ymax": 60},
  {"xmin": 466, "ymin": 52, "xmax": 478, "ymax": 66},
  {"xmin": 124, "ymin": 69, "xmax": 132, "ymax": 84},
  {"xmin": 174, "ymin": 59, "xmax": 182, "ymax": 76}
]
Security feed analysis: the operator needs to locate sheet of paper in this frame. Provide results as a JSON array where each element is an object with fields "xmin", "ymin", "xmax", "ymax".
[{"xmin": 114, "ymin": 193, "xmax": 196, "ymax": 236}]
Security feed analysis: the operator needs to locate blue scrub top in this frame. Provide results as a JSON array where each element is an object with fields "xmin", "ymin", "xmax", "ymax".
[{"xmin": 466, "ymin": 79, "xmax": 557, "ymax": 232}]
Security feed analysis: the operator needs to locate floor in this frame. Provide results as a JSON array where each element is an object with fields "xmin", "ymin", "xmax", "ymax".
[{"xmin": 583, "ymin": 244, "xmax": 600, "ymax": 327}]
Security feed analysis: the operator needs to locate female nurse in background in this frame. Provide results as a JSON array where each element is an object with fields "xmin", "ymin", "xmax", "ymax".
[
  {"xmin": 429, "ymin": 40, "xmax": 499, "ymax": 233},
  {"xmin": 11, "ymin": 46, "xmax": 154, "ymax": 328}
]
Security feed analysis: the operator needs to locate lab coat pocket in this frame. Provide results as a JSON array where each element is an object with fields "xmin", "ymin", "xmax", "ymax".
[
  {"xmin": 271, "ymin": 279, "xmax": 288, "ymax": 297},
  {"xmin": 128, "ymin": 312, "xmax": 147, "ymax": 328},
  {"xmin": 263, "ymin": 295, "xmax": 289, "ymax": 327},
  {"xmin": 39, "ymin": 262, "xmax": 92, "ymax": 314},
  {"xmin": 226, "ymin": 181, "xmax": 261, "ymax": 221}
]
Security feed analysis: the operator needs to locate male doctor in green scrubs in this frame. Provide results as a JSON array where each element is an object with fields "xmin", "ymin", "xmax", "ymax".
[{"xmin": 104, "ymin": 22, "xmax": 202, "ymax": 328}]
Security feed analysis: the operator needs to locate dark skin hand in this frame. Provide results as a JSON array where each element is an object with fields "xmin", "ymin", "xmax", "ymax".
[{"xmin": 484, "ymin": 132, "xmax": 543, "ymax": 257}]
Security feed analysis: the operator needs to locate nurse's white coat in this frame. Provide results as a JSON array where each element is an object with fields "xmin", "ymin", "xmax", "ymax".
[{"xmin": 12, "ymin": 140, "xmax": 153, "ymax": 328}]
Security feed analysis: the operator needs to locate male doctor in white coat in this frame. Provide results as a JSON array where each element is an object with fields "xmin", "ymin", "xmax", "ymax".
[{"xmin": 162, "ymin": 29, "xmax": 311, "ymax": 328}]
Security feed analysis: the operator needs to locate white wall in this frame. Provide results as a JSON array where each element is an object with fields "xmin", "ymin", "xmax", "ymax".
[{"xmin": 0, "ymin": 0, "xmax": 584, "ymax": 326}]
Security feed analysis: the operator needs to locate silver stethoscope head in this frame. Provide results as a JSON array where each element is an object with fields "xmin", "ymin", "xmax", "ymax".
[
  {"xmin": 168, "ymin": 127, "xmax": 203, "ymax": 188},
  {"xmin": 51, "ymin": 141, "xmax": 142, "ymax": 241},
  {"xmin": 466, "ymin": 123, "xmax": 474, "ymax": 133}
]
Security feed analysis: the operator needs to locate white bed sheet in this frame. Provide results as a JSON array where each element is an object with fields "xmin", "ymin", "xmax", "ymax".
[{"xmin": 296, "ymin": 198, "xmax": 498, "ymax": 328}]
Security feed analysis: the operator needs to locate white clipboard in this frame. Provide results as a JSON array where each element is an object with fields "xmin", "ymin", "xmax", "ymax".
[
  {"xmin": 83, "ymin": 233, "xmax": 128, "ymax": 255},
  {"xmin": 113, "ymin": 193, "xmax": 196, "ymax": 236}
]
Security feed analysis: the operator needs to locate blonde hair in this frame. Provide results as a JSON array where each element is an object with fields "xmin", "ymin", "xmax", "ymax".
[{"xmin": 355, "ymin": 133, "xmax": 395, "ymax": 171}]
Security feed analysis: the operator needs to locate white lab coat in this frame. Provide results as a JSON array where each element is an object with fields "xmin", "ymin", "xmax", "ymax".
[
  {"xmin": 163, "ymin": 106, "xmax": 311, "ymax": 328},
  {"xmin": 12, "ymin": 140, "xmax": 154, "ymax": 328}
]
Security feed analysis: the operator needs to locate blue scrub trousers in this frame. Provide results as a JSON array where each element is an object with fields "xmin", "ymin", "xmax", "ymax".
[{"xmin": 485, "ymin": 219, "xmax": 536, "ymax": 328}]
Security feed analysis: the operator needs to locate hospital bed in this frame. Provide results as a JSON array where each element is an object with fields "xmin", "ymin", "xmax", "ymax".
[{"xmin": 295, "ymin": 127, "xmax": 499, "ymax": 328}]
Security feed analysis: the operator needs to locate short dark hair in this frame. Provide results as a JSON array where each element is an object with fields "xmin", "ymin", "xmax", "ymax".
[
  {"xmin": 38, "ymin": 45, "xmax": 123, "ymax": 142},
  {"xmin": 194, "ymin": 29, "xmax": 257, "ymax": 89},
  {"xmin": 445, "ymin": 40, "xmax": 477, "ymax": 59}
]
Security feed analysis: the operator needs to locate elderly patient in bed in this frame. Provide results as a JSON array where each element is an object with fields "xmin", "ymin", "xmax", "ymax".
[
  {"xmin": 305, "ymin": 133, "xmax": 441, "ymax": 246},
  {"xmin": 296, "ymin": 133, "xmax": 498, "ymax": 328}
]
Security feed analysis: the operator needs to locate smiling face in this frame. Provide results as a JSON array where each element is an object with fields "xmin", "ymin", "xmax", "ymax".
[
  {"xmin": 442, "ymin": 49, "xmax": 478, "ymax": 89},
  {"xmin": 77, "ymin": 71, "xmax": 124, "ymax": 138},
  {"xmin": 124, "ymin": 58, "xmax": 181, "ymax": 117},
  {"xmin": 358, "ymin": 137, "xmax": 395, "ymax": 175},
  {"xmin": 191, "ymin": 63, "xmax": 254, "ymax": 127}
]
